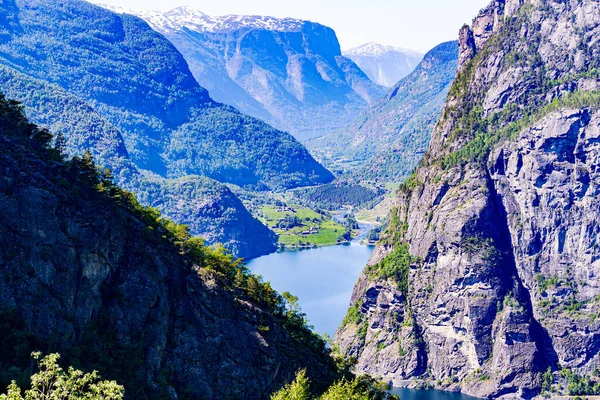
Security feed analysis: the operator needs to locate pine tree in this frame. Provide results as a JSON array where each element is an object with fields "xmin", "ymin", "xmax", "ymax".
[{"xmin": 54, "ymin": 131, "xmax": 67, "ymax": 157}]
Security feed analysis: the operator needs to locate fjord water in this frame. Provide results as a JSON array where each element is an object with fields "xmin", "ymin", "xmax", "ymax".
[
  {"xmin": 391, "ymin": 388, "xmax": 481, "ymax": 400},
  {"xmin": 247, "ymin": 243, "xmax": 374, "ymax": 336},
  {"xmin": 248, "ymin": 245, "xmax": 482, "ymax": 400}
]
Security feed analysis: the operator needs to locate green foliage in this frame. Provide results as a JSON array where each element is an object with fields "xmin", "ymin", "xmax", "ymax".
[
  {"xmin": 369, "ymin": 243, "xmax": 419, "ymax": 295},
  {"xmin": 541, "ymin": 368, "xmax": 553, "ymax": 392},
  {"xmin": 270, "ymin": 370, "xmax": 398, "ymax": 400},
  {"xmin": 0, "ymin": 353, "xmax": 123, "ymax": 400},
  {"xmin": 440, "ymin": 90, "xmax": 600, "ymax": 170},
  {"xmin": 398, "ymin": 173, "xmax": 421, "ymax": 194},
  {"xmin": 398, "ymin": 344, "xmax": 407, "ymax": 357},
  {"xmin": 560, "ymin": 369, "xmax": 600, "ymax": 396},
  {"xmin": 357, "ymin": 322, "xmax": 368, "ymax": 343},
  {"xmin": 366, "ymin": 226, "xmax": 382, "ymax": 243},
  {"xmin": 294, "ymin": 183, "xmax": 384, "ymax": 211},
  {"xmin": 341, "ymin": 300, "xmax": 363, "ymax": 328},
  {"xmin": 0, "ymin": 92, "xmax": 329, "ymax": 397},
  {"xmin": 260, "ymin": 204, "xmax": 346, "ymax": 247},
  {"xmin": 310, "ymin": 41, "xmax": 458, "ymax": 183},
  {"xmin": 320, "ymin": 376, "xmax": 397, "ymax": 400},
  {"xmin": 0, "ymin": 309, "xmax": 41, "ymax": 390},
  {"xmin": 270, "ymin": 370, "xmax": 312, "ymax": 400},
  {"xmin": 0, "ymin": 2, "xmax": 333, "ymax": 191},
  {"xmin": 536, "ymin": 274, "xmax": 560, "ymax": 294},
  {"xmin": 461, "ymin": 235, "xmax": 501, "ymax": 262},
  {"xmin": 433, "ymin": 2, "xmax": 600, "ymax": 173}
]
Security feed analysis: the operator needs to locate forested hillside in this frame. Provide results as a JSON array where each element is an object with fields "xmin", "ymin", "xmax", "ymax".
[
  {"xmin": 0, "ymin": 0, "xmax": 336, "ymax": 258},
  {"xmin": 0, "ymin": 92, "xmax": 337, "ymax": 399},
  {"xmin": 309, "ymin": 41, "xmax": 458, "ymax": 183}
]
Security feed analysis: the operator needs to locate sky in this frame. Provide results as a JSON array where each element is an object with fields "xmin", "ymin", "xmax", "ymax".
[{"xmin": 91, "ymin": 0, "xmax": 490, "ymax": 52}]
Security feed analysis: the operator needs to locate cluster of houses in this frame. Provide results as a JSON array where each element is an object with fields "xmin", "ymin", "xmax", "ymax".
[
  {"xmin": 274, "ymin": 218, "xmax": 319, "ymax": 235},
  {"xmin": 300, "ymin": 226, "xmax": 319, "ymax": 235},
  {"xmin": 275, "ymin": 206, "xmax": 296, "ymax": 213}
]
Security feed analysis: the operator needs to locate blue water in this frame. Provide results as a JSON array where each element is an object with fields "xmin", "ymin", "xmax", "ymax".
[
  {"xmin": 247, "ymin": 243, "xmax": 374, "ymax": 336},
  {"xmin": 248, "ymin": 245, "xmax": 481, "ymax": 400},
  {"xmin": 391, "ymin": 388, "xmax": 481, "ymax": 400}
]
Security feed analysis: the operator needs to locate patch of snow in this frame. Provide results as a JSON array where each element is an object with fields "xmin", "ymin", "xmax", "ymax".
[
  {"xmin": 344, "ymin": 42, "xmax": 423, "ymax": 58},
  {"xmin": 95, "ymin": 4, "xmax": 308, "ymax": 34}
]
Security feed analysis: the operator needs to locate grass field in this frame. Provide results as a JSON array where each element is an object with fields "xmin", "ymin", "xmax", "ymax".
[{"xmin": 259, "ymin": 205, "xmax": 347, "ymax": 247}]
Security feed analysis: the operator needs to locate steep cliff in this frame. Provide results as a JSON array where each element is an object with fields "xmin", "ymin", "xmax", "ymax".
[
  {"xmin": 0, "ymin": 94, "xmax": 337, "ymax": 399},
  {"xmin": 335, "ymin": 0, "xmax": 600, "ymax": 398},
  {"xmin": 110, "ymin": 6, "xmax": 386, "ymax": 140}
]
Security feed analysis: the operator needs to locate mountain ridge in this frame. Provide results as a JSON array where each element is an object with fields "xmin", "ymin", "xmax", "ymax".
[
  {"xmin": 0, "ymin": 0, "xmax": 337, "ymax": 258},
  {"xmin": 0, "ymin": 92, "xmax": 339, "ymax": 398},
  {"xmin": 309, "ymin": 40, "xmax": 458, "ymax": 183},
  {"xmin": 105, "ymin": 4, "xmax": 386, "ymax": 140}
]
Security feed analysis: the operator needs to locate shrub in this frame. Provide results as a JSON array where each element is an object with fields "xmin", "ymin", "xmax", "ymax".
[{"xmin": 0, "ymin": 352, "xmax": 124, "ymax": 400}]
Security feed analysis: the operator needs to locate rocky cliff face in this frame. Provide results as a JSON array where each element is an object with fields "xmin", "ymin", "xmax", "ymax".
[
  {"xmin": 0, "ymin": 96, "xmax": 337, "ymax": 399},
  {"xmin": 112, "ymin": 6, "xmax": 386, "ymax": 140},
  {"xmin": 335, "ymin": 0, "xmax": 600, "ymax": 398}
]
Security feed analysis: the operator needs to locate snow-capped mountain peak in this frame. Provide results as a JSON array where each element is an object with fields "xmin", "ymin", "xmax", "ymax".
[
  {"xmin": 96, "ymin": 4, "xmax": 308, "ymax": 34},
  {"xmin": 344, "ymin": 42, "xmax": 422, "ymax": 58},
  {"xmin": 342, "ymin": 42, "xmax": 424, "ymax": 87}
]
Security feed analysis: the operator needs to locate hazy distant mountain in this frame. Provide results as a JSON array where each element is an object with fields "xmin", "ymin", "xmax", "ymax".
[
  {"xmin": 343, "ymin": 43, "xmax": 423, "ymax": 87},
  {"xmin": 308, "ymin": 41, "xmax": 458, "ymax": 182},
  {"xmin": 105, "ymin": 6, "xmax": 386, "ymax": 141}
]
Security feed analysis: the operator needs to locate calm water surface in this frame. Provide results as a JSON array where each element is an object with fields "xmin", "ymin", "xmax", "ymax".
[
  {"xmin": 247, "ymin": 243, "xmax": 373, "ymax": 336},
  {"xmin": 391, "ymin": 388, "xmax": 481, "ymax": 400},
  {"xmin": 248, "ymin": 246, "xmax": 481, "ymax": 400}
]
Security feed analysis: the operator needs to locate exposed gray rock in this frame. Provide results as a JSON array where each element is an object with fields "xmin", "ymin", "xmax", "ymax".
[
  {"xmin": 110, "ymin": 6, "xmax": 386, "ymax": 141},
  {"xmin": 335, "ymin": 0, "xmax": 600, "ymax": 398}
]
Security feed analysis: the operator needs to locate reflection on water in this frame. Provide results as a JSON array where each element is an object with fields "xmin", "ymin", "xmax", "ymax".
[{"xmin": 247, "ymin": 243, "xmax": 374, "ymax": 336}]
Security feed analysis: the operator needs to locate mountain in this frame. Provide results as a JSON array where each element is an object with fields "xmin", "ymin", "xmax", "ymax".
[
  {"xmin": 335, "ymin": 0, "xmax": 600, "ymax": 398},
  {"xmin": 308, "ymin": 41, "xmax": 458, "ymax": 183},
  {"xmin": 0, "ymin": 94, "xmax": 341, "ymax": 398},
  {"xmin": 0, "ymin": 64, "xmax": 278, "ymax": 260},
  {"xmin": 0, "ymin": 0, "xmax": 335, "ymax": 258},
  {"xmin": 343, "ymin": 43, "xmax": 424, "ymax": 87},
  {"xmin": 106, "ymin": 5, "xmax": 386, "ymax": 141},
  {"xmin": 0, "ymin": 0, "xmax": 332, "ymax": 190}
]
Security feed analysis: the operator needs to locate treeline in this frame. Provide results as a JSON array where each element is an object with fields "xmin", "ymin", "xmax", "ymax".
[
  {"xmin": 294, "ymin": 182, "xmax": 384, "ymax": 210},
  {"xmin": 271, "ymin": 370, "xmax": 398, "ymax": 400}
]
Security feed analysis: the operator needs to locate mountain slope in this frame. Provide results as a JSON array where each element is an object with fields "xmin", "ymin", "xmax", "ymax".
[
  {"xmin": 0, "ymin": 0, "xmax": 332, "ymax": 190},
  {"xmin": 0, "ymin": 0, "xmax": 336, "ymax": 258},
  {"xmin": 0, "ymin": 93, "xmax": 339, "ymax": 398},
  {"xmin": 335, "ymin": 0, "xmax": 600, "ymax": 398},
  {"xmin": 108, "ymin": 6, "xmax": 386, "ymax": 141},
  {"xmin": 0, "ymin": 36, "xmax": 276, "ymax": 260},
  {"xmin": 343, "ymin": 43, "xmax": 424, "ymax": 87},
  {"xmin": 309, "ymin": 41, "xmax": 458, "ymax": 182}
]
